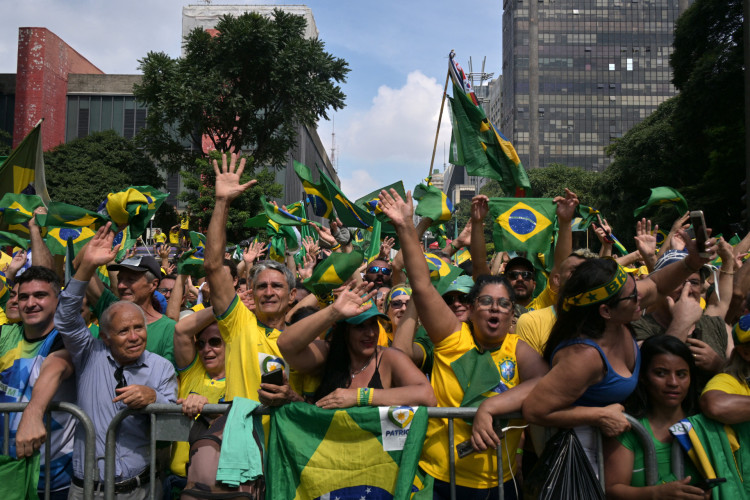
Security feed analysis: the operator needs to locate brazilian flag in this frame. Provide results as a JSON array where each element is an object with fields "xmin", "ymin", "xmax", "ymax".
[
  {"xmin": 113, "ymin": 225, "xmax": 138, "ymax": 261},
  {"xmin": 0, "ymin": 230, "xmax": 29, "ymax": 250},
  {"xmin": 363, "ymin": 218, "xmax": 382, "ymax": 264},
  {"xmin": 633, "ymin": 186, "xmax": 688, "ymax": 218},
  {"xmin": 294, "ymin": 160, "xmax": 334, "ymax": 219},
  {"xmin": 318, "ymin": 171, "xmax": 375, "ymax": 230},
  {"xmin": 267, "ymin": 403, "xmax": 428, "ymax": 500},
  {"xmin": 189, "ymin": 231, "xmax": 206, "ymax": 250},
  {"xmin": 424, "ymin": 252, "xmax": 462, "ymax": 284},
  {"xmin": 489, "ymin": 198, "xmax": 557, "ymax": 256},
  {"xmin": 177, "ymin": 246, "xmax": 205, "ymax": 278},
  {"xmin": 44, "ymin": 227, "xmax": 95, "ymax": 256},
  {"xmin": 0, "ymin": 193, "xmax": 44, "ymax": 235},
  {"xmin": 303, "ymin": 250, "xmax": 364, "ymax": 301},
  {"xmin": 36, "ymin": 202, "xmax": 107, "ymax": 230},
  {"xmin": 98, "ymin": 185, "xmax": 168, "ymax": 236},
  {"xmin": 413, "ymin": 183, "xmax": 454, "ymax": 222}
]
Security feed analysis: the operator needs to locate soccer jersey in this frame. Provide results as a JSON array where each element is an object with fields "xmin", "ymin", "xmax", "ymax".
[
  {"xmin": 702, "ymin": 372, "xmax": 750, "ymax": 396},
  {"xmin": 154, "ymin": 232, "xmax": 167, "ymax": 244},
  {"xmin": 170, "ymin": 357, "xmax": 226, "ymax": 476},
  {"xmin": 0, "ymin": 324, "xmax": 76, "ymax": 492},
  {"xmin": 419, "ymin": 323, "xmax": 525, "ymax": 488},
  {"xmin": 516, "ymin": 306, "xmax": 557, "ymax": 356}
]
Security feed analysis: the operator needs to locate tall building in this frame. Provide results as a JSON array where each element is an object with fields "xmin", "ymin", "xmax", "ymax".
[{"xmin": 502, "ymin": 0, "xmax": 691, "ymax": 172}]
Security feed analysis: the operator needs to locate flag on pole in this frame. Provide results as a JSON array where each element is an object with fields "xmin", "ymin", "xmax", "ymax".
[
  {"xmin": 633, "ymin": 187, "xmax": 688, "ymax": 218},
  {"xmin": 303, "ymin": 250, "xmax": 364, "ymax": 299},
  {"xmin": 0, "ymin": 120, "xmax": 50, "ymax": 206},
  {"xmin": 364, "ymin": 218, "xmax": 382, "ymax": 264},
  {"xmin": 448, "ymin": 51, "xmax": 530, "ymax": 197},
  {"xmin": 44, "ymin": 227, "xmax": 95, "ymax": 256},
  {"xmin": 293, "ymin": 160, "xmax": 333, "ymax": 219},
  {"xmin": 318, "ymin": 171, "xmax": 375, "ymax": 230},
  {"xmin": 267, "ymin": 403, "xmax": 428, "ymax": 500},
  {"xmin": 489, "ymin": 198, "xmax": 557, "ymax": 256}
]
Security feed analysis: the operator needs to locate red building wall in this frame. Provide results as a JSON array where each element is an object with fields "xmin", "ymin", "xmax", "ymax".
[{"xmin": 13, "ymin": 27, "xmax": 103, "ymax": 150}]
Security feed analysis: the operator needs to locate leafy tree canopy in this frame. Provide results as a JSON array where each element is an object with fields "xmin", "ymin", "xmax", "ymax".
[
  {"xmin": 45, "ymin": 130, "xmax": 164, "ymax": 211},
  {"xmin": 134, "ymin": 10, "xmax": 350, "ymax": 175}
]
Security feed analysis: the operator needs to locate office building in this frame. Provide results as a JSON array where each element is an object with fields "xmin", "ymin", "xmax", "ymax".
[{"xmin": 502, "ymin": 0, "xmax": 691, "ymax": 171}]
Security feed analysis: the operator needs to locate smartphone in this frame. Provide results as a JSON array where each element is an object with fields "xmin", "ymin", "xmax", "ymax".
[
  {"xmin": 696, "ymin": 477, "xmax": 726, "ymax": 491},
  {"xmin": 690, "ymin": 210, "xmax": 710, "ymax": 258},
  {"xmin": 261, "ymin": 368, "xmax": 284, "ymax": 386}
]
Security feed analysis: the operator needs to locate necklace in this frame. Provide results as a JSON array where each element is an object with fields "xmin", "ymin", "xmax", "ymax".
[{"xmin": 350, "ymin": 352, "xmax": 376, "ymax": 379}]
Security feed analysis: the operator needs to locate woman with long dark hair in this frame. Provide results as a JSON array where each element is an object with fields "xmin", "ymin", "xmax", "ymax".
[
  {"xmin": 604, "ymin": 335, "xmax": 705, "ymax": 499},
  {"xmin": 277, "ymin": 281, "xmax": 435, "ymax": 409},
  {"xmin": 523, "ymin": 232, "xmax": 716, "ymax": 472}
]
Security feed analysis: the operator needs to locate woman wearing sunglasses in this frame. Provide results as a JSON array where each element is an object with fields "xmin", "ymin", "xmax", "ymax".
[
  {"xmin": 377, "ymin": 189, "xmax": 547, "ymax": 500},
  {"xmin": 523, "ymin": 232, "xmax": 717, "ymax": 474}
]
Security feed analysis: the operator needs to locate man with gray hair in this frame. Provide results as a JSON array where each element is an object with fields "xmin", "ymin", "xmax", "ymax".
[{"xmin": 56, "ymin": 223, "xmax": 177, "ymax": 499}]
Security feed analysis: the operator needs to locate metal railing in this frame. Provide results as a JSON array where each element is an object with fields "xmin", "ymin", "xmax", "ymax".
[
  {"xmin": 0, "ymin": 401, "xmax": 97, "ymax": 500},
  {"xmin": 0, "ymin": 402, "xmax": 677, "ymax": 500}
]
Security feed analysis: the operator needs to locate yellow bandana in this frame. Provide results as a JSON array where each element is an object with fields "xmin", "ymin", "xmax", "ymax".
[{"xmin": 562, "ymin": 264, "xmax": 628, "ymax": 311}]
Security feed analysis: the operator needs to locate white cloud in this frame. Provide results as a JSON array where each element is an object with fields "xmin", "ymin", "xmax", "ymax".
[
  {"xmin": 341, "ymin": 70, "xmax": 451, "ymax": 167},
  {"xmin": 339, "ymin": 169, "xmax": 379, "ymax": 200}
]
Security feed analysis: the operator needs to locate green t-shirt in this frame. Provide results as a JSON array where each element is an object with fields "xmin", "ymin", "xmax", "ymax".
[
  {"xmin": 92, "ymin": 287, "xmax": 176, "ymax": 365},
  {"xmin": 616, "ymin": 416, "xmax": 699, "ymax": 487}
]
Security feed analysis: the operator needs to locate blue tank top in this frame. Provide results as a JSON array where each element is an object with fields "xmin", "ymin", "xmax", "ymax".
[{"xmin": 551, "ymin": 337, "xmax": 640, "ymax": 407}]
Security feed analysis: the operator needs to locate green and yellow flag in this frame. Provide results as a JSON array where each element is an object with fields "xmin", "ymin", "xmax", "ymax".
[
  {"xmin": 294, "ymin": 160, "xmax": 333, "ymax": 219},
  {"xmin": 267, "ymin": 403, "xmax": 428, "ymax": 500},
  {"xmin": 37, "ymin": 202, "xmax": 107, "ymax": 230},
  {"xmin": 0, "ymin": 193, "xmax": 44, "ymax": 234},
  {"xmin": 318, "ymin": 171, "xmax": 375, "ymax": 230},
  {"xmin": 633, "ymin": 186, "xmax": 688, "ymax": 218},
  {"xmin": 303, "ymin": 250, "xmax": 364, "ymax": 301},
  {"xmin": 489, "ymin": 198, "xmax": 557, "ymax": 256},
  {"xmin": 44, "ymin": 227, "xmax": 96, "ymax": 256},
  {"xmin": 413, "ymin": 183, "xmax": 454, "ymax": 222},
  {"xmin": 0, "ymin": 120, "xmax": 50, "ymax": 205},
  {"xmin": 364, "ymin": 218, "xmax": 382, "ymax": 264},
  {"xmin": 0, "ymin": 231, "xmax": 29, "ymax": 250},
  {"xmin": 99, "ymin": 185, "xmax": 168, "ymax": 236},
  {"xmin": 176, "ymin": 246, "xmax": 206, "ymax": 278}
]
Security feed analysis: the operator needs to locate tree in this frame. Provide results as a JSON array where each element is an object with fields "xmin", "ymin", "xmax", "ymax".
[
  {"xmin": 45, "ymin": 130, "xmax": 164, "ymax": 211},
  {"xmin": 134, "ymin": 10, "xmax": 349, "ymax": 175}
]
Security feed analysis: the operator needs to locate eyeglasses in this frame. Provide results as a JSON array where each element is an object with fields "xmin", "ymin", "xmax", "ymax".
[
  {"xmin": 444, "ymin": 294, "xmax": 469, "ymax": 305},
  {"xmin": 475, "ymin": 296, "xmax": 514, "ymax": 312},
  {"xmin": 613, "ymin": 280, "xmax": 638, "ymax": 304},
  {"xmin": 506, "ymin": 270, "xmax": 534, "ymax": 281},
  {"xmin": 114, "ymin": 366, "xmax": 127, "ymax": 392},
  {"xmin": 367, "ymin": 266, "xmax": 392, "ymax": 276},
  {"xmin": 196, "ymin": 337, "xmax": 223, "ymax": 350},
  {"xmin": 685, "ymin": 278, "xmax": 702, "ymax": 288},
  {"xmin": 389, "ymin": 299, "xmax": 409, "ymax": 310},
  {"xmin": 158, "ymin": 287, "xmax": 172, "ymax": 295}
]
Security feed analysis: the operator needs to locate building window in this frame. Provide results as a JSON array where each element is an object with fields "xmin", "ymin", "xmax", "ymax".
[
  {"xmin": 626, "ymin": 58, "xmax": 633, "ymax": 71},
  {"xmin": 609, "ymin": 63, "xmax": 616, "ymax": 71}
]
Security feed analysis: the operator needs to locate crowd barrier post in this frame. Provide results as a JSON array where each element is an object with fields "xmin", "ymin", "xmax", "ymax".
[
  {"xmin": 623, "ymin": 414, "xmax": 659, "ymax": 486},
  {"xmin": 0, "ymin": 401, "xmax": 97, "ymax": 500},
  {"xmin": 671, "ymin": 440, "xmax": 685, "ymax": 479}
]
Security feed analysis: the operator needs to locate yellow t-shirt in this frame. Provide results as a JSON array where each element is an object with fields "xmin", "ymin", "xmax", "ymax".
[
  {"xmin": 180, "ymin": 215, "xmax": 190, "ymax": 230},
  {"xmin": 702, "ymin": 373, "xmax": 750, "ymax": 396},
  {"xmin": 169, "ymin": 358, "xmax": 226, "ymax": 476},
  {"xmin": 526, "ymin": 280, "xmax": 557, "ymax": 311},
  {"xmin": 216, "ymin": 295, "xmax": 289, "ymax": 402},
  {"xmin": 420, "ymin": 323, "xmax": 525, "ymax": 488},
  {"xmin": 516, "ymin": 306, "xmax": 557, "ymax": 356},
  {"xmin": 169, "ymin": 229, "xmax": 180, "ymax": 244},
  {"xmin": 154, "ymin": 232, "xmax": 167, "ymax": 244}
]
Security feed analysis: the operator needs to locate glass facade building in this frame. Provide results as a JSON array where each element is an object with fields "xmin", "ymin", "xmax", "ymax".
[{"xmin": 502, "ymin": 0, "xmax": 690, "ymax": 171}]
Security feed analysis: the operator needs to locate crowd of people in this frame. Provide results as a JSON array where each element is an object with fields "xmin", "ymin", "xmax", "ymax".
[{"xmin": 1, "ymin": 152, "xmax": 750, "ymax": 499}]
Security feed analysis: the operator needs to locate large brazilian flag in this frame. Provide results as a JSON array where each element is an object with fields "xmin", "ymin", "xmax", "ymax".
[
  {"xmin": 267, "ymin": 403, "xmax": 428, "ymax": 500},
  {"xmin": 489, "ymin": 198, "xmax": 557, "ymax": 256}
]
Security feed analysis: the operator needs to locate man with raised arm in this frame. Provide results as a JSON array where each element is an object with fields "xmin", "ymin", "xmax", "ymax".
[
  {"xmin": 55, "ymin": 223, "xmax": 177, "ymax": 499},
  {"xmin": 205, "ymin": 152, "xmax": 300, "ymax": 407}
]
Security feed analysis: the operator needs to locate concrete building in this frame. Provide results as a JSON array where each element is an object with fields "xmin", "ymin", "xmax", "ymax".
[
  {"xmin": 502, "ymin": 0, "xmax": 692, "ymax": 171},
  {"xmin": 1, "ymin": 6, "xmax": 337, "ymax": 209}
]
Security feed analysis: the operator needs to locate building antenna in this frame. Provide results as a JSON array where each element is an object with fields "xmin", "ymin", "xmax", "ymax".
[{"xmin": 330, "ymin": 117, "xmax": 338, "ymax": 173}]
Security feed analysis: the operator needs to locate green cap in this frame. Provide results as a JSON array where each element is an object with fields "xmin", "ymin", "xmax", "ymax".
[
  {"xmin": 344, "ymin": 299, "xmax": 389, "ymax": 325},
  {"xmin": 441, "ymin": 275, "xmax": 475, "ymax": 296}
]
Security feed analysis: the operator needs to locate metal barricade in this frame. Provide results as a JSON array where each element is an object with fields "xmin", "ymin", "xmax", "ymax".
[
  {"xmin": 103, "ymin": 404, "xmax": 521, "ymax": 500},
  {"xmin": 0, "ymin": 401, "xmax": 98, "ymax": 500}
]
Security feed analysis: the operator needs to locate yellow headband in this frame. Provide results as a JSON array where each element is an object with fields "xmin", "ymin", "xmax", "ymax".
[{"xmin": 562, "ymin": 264, "xmax": 628, "ymax": 311}]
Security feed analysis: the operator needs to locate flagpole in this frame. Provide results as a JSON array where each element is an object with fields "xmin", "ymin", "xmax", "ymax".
[{"xmin": 428, "ymin": 68, "xmax": 451, "ymax": 180}]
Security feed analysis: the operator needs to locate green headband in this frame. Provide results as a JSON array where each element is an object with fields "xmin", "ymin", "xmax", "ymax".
[{"xmin": 562, "ymin": 264, "xmax": 628, "ymax": 311}]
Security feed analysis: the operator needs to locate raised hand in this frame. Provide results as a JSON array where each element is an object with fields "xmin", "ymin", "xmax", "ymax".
[
  {"xmin": 244, "ymin": 240, "xmax": 268, "ymax": 264},
  {"xmin": 378, "ymin": 189, "xmax": 413, "ymax": 228},
  {"xmin": 470, "ymin": 195, "xmax": 489, "ymax": 222},
  {"xmin": 331, "ymin": 281, "xmax": 376, "ymax": 320},
  {"xmin": 213, "ymin": 152, "xmax": 257, "ymax": 202},
  {"xmin": 454, "ymin": 220, "xmax": 472, "ymax": 249},
  {"xmin": 297, "ymin": 252, "xmax": 316, "ymax": 280},
  {"xmin": 301, "ymin": 236, "xmax": 320, "ymax": 258},
  {"xmin": 634, "ymin": 218, "xmax": 658, "ymax": 259},
  {"xmin": 311, "ymin": 223, "xmax": 338, "ymax": 248},
  {"xmin": 85, "ymin": 223, "xmax": 121, "ymax": 268},
  {"xmin": 379, "ymin": 236, "xmax": 395, "ymax": 260},
  {"xmin": 553, "ymin": 188, "xmax": 579, "ymax": 222}
]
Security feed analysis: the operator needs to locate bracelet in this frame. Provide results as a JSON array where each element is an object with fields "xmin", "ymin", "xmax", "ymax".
[
  {"xmin": 357, "ymin": 388, "xmax": 371, "ymax": 406},
  {"xmin": 368, "ymin": 388, "xmax": 375, "ymax": 406},
  {"xmin": 516, "ymin": 448, "xmax": 524, "ymax": 455},
  {"xmin": 450, "ymin": 242, "xmax": 459, "ymax": 251},
  {"xmin": 720, "ymin": 270, "xmax": 735, "ymax": 275},
  {"xmin": 681, "ymin": 258, "xmax": 700, "ymax": 273},
  {"xmin": 331, "ymin": 243, "xmax": 341, "ymax": 251}
]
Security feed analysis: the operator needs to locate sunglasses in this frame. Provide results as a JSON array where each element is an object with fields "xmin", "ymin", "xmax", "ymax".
[
  {"xmin": 506, "ymin": 270, "xmax": 534, "ymax": 281},
  {"xmin": 114, "ymin": 366, "xmax": 127, "ymax": 392},
  {"xmin": 367, "ymin": 266, "xmax": 392, "ymax": 276},
  {"xmin": 613, "ymin": 279, "xmax": 638, "ymax": 304},
  {"xmin": 444, "ymin": 294, "xmax": 470, "ymax": 305},
  {"xmin": 389, "ymin": 299, "xmax": 409, "ymax": 310},
  {"xmin": 196, "ymin": 337, "xmax": 223, "ymax": 350},
  {"xmin": 475, "ymin": 295, "xmax": 514, "ymax": 312}
]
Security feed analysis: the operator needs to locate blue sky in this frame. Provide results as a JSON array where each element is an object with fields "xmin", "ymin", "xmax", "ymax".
[{"xmin": 0, "ymin": 1, "xmax": 503, "ymax": 199}]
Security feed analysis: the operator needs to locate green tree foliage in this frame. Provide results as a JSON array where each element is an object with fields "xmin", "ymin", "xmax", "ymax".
[
  {"xmin": 0, "ymin": 129, "xmax": 11, "ymax": 156},
  {"xmin": 134, "ymin": 10, "xmax": 349, "ymax": 175},
  {"xmin": 598, "ymin": 0, "xmax": 744, "ymax": 240},
  {"xmin": 45, "ymin": 130, "xmax": 164, "ymax": 210},
  {"xmin": 179, "ymin": 151, "xmax": 282, "ymax": 242}
]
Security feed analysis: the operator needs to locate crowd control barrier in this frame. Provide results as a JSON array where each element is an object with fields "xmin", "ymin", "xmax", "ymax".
[
  {"xmin": 0, "ymin": 401, "xmax": 97, "ymax": 500},
  {"xmin": 0, "ymin": 402, "xmax": 669, "ymax": 500}
]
